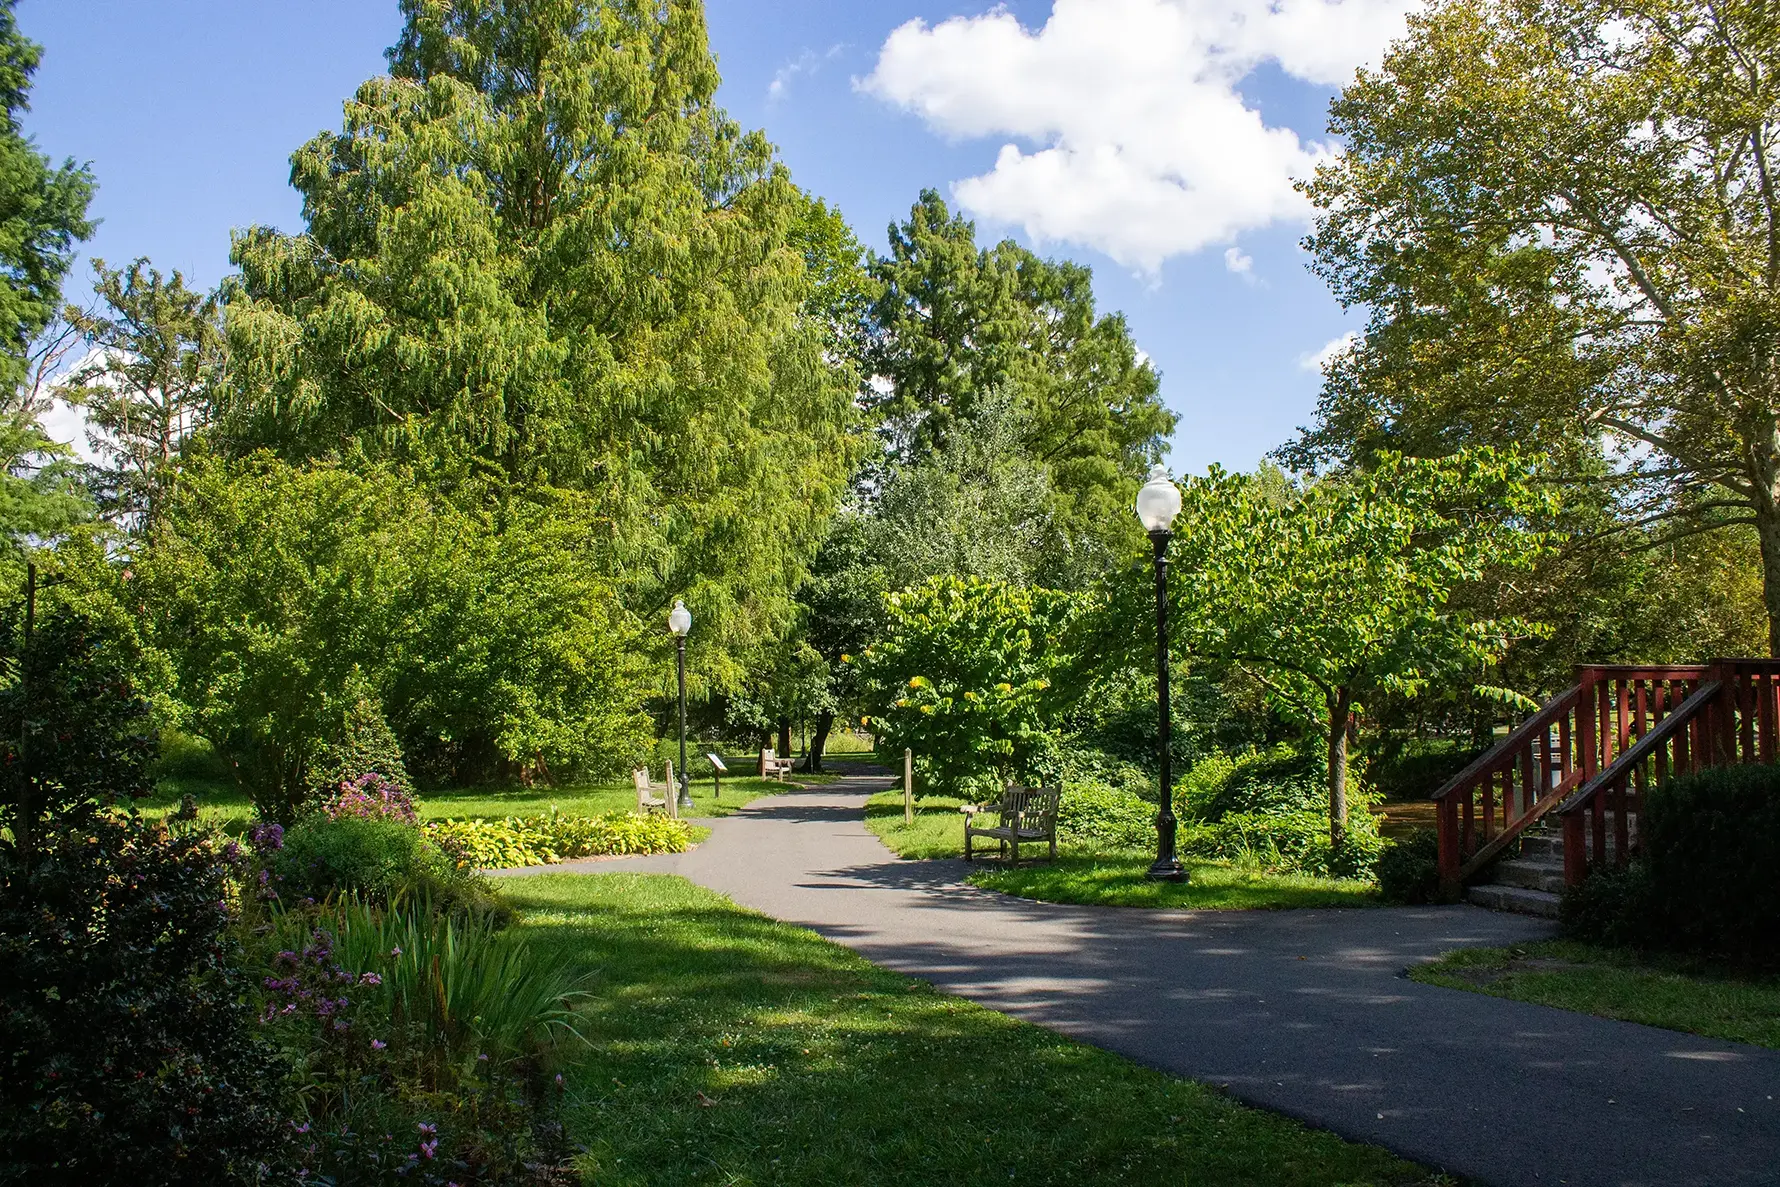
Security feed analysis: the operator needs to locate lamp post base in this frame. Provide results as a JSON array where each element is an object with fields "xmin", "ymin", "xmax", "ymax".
[
  {"xmin": 1146, "ymin": 858, "xmax": 1187, "ymax": 883},
  {"xmin": 676, "ymin": 779, "xmax": 695, "ymax": 815}
]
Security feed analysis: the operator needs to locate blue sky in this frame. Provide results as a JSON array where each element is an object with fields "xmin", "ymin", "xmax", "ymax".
[{"xmin": 18, "ymin": 0, "xmax": 1415, "ymax": 473}]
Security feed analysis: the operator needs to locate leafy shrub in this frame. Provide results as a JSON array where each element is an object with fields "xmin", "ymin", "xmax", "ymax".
[
  {"xmin": 1376, "ymin": 829, "xmax": 1441, "ymax": 904},
  {"xmin": 269, "ymin": 816, "xmax": 500, "ymax": 919},
  {"xmin": 321, "ymin": 772, "xmax": 418, "ymax": 825},
  {"xmin": 426, "ymin": 811, "xmax": 694, "ymax": 870},
  {"xmin": 852, "ymin": 577, "xmax": 1084, "ymax": 797},
  {"xmin": 150, "ymin": 728, "xmax": 232, "ymax": 784},
  {"xmin": 0, "ymin": 811, "xmax": 290, "ymax": 1185},
  {"xmin": 308, "ymin": 689, "xmax": 415, "ymax": 801},
  {"xmin": 1367, "ymin": 738, "xmax": 1482, "ymax": 802},
  {"xmin": 257, "ymin": 901, "xmax": 580, "ymax": 1184},
  {"xmin": 1186, "ymin": 806, "xmax": 1384, "ymax": 880},
  {"xmin": 1560, "ymin": 860, "xmax": 1655, "ymax": 948},
  {"xmin": 1639, "ymin": 763, "xmax": 1780, "ymax": 968},
  {"xmin": 1056, "ymin": 781, "xmax": 1156, "ymax": 849},
  {"xmin": 1175, "ymin": 745, "xmax": 1328, "ymax": 823}
]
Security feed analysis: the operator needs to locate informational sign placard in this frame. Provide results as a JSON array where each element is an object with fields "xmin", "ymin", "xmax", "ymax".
[{"xmin": 706, "ymin": 753, "xmax": 728, "ymax": 772}]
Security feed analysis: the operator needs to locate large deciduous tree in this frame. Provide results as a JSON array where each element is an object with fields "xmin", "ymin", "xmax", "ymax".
[
  {"xmin": 1293, "ymin": 0, "xmax": 1780, "ymax": 653},
  {"xmin": 221, "ymin": 0, "xmax": 858, "ymax": 685},
  {"xmin": 1172, "ymin": 451, "xmax": 1547, "ymax": 848}
]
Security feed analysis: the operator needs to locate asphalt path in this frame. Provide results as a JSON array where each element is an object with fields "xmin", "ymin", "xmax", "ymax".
[{"xmin": 493, "ymin": 772, "xmax": 1780, "ymax": 1187}]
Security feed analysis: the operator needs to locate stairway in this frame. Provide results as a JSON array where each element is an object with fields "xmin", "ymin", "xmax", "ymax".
[{"xmin": 1465, "ymin": 821, "xmax": 1628, "ymax": 918}]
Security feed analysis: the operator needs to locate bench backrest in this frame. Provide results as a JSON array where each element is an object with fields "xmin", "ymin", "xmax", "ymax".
[{"xmin": 1000, "ymin": 783, "xmax": 1061, "ymax": 833}]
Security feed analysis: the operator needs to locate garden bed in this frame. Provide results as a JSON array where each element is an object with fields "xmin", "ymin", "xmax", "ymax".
[{"xmin": 502, "ymin": 873, "xmax": 1438, "ymax": 1187}]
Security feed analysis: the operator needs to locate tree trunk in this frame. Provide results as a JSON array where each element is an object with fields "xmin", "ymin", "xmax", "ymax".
[
  {"xmin": 777, "ymin": 715, "xmax": 792, "ymax": 761},
  {"xmin": 1757, "ymin": 492, "xmax": 1780, "ymax": 657},
  {"xmin": 1327, "ymin": 686, "xmax": 1353, "ymax": 851},
  {"xmin": 803, "ymin": 709, "xmax": 834, "ymax": 773}
]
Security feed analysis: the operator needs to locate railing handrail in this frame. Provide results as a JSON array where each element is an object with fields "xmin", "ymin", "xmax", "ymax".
[
  {"xmin": 1555, "ymin": 679, "xmax": 1723, "ymax": 817},
  {"xmin": 1429, "ymin": 684, "xmax": 1579, "ymax": 802}
]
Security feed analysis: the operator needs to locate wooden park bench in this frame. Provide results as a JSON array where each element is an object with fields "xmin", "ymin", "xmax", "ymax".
[
  {"xmin": 759, "ymin": 748, "xmax": 794, "ymax": 781},
  {"xmin": 634, "ymin": 761, "xmax": 677, "ymax": 817},
  {"xmin": 962, "ymin": 783, "xmax": 1061, "ymax": 866}
]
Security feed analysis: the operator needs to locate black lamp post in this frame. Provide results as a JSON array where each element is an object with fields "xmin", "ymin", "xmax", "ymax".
[
  {"xmin": 1136, "ymin": 465, "xmax": 1186, "ymax": 882},
  {"xmin": 668, "ymin": 599, "xmax": 694, "ymax": 814}
]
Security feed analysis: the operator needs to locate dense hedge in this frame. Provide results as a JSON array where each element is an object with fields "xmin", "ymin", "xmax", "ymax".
[
  {"xmin": 1638, "ymin": 763, "xmax": 1779, "ymax": 968},
  {"xmin": 426, "ymin": 812, "xmax": 694, "ymax": 870}
]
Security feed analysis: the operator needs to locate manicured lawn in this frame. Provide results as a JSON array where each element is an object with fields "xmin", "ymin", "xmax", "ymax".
[
  {"xmin": 504, "ymin": 873, "xmax": 1442, "ymax": 1187},
  {"xmin": 144, "ymin": 755, "xmax": 826, "ymax": 831},
  {"xmin": 865, "ymin": 789, "xmax": 1379, "ymax": 910},
  {"xmin": 1411, "ymin": 940, "xmax": 1780, "ymax": 1049}
]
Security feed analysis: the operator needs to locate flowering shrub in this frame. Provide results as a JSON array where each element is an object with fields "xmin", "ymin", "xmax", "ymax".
[
  {"xmin": 322, "ymin": 772, "xmax": 419, "ymax": 825},
  {"xmin": 0, "ymin": 810, "xmax": 290, "ymax": 1185},
  {"xmin": 427, "ymin": 810, "xmax": 693, "ymax": 869}
]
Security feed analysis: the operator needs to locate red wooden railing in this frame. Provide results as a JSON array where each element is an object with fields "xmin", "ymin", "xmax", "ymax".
[
  {"xmin": 1433, "ymin": 664, "xmax": 1713, "ymax": 892},
  {"xmin": 1556, "ymin": 659, "xmax": 1780, "ymax": 885}
]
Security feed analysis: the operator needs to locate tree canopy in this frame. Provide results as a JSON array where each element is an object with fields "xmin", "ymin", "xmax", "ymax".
[
  {"xmin": 221, "ymin": 0, "xmax": 859, "ymax": 685},
  {"xmin": 1292, "ymin": 0, "xmax": 1780, "ymax": 651}
]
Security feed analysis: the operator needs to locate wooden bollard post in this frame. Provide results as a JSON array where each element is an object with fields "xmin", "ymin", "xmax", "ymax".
[{"xmin": 904, "ymin": 748, "xmax": 914, "ymax": 826}]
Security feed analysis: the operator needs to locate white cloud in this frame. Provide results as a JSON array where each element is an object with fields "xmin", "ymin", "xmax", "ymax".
[
  {"xmin": 1224, "ymin": 246, "xmax": 1254, "ymax": 277},
  {"xmin": 1299, "ymin": 330, "xmax": 1358, "ymax": 373},
  {"xmin": 768, "ymin": 44, "xmax": 845, "ymax": 104},
  {"xmin": 859, "ymin": 0, "xmax": 1417, "ymax": 272}
]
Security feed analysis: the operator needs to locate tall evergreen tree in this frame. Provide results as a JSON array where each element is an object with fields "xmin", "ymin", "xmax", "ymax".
[
  {"xmin": 222, "ymin": 0, "xmax": 858, "ymax": 685},
  {"xmin": 58, "ymin": 259, "xmax": 224, "ymax": 528},
  {"xmin": 865, "ymin": 191, "xmax": 1174, "ymax": 581}
]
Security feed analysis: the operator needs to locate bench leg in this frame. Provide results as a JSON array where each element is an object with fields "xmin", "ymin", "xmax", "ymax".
[
  {"xmin": 965, "ymin": 830, "xmax": 973, "ymax": 862},
  {"xmin": 1050, "ymin": 833, "xmax": 1057, "ymax": 862},
  {"xmin": 1010, "ymin": 835, "xmax": 1019, "ymax": 867}
]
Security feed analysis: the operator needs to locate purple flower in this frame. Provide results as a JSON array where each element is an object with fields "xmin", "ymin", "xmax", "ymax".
[
  {"xmin": 249, "ymin": 821, "xmax": 284, "ymax": 853},
  {"xmin": 420, "ymin": 1140, "xmax": 438, "ymax": 1160},
  {"xmin": 371, "ymin": 1039, "xmax": 387, "ymax": 1051},
  {"xmin": 389, "ymin": 946, "xmax": 402, "ymax": 958},
  {"xmin": 418, "ymin": 1123, "xmax": 437, "ymax": 1137},
  {"xmin": 358, "ymin": 972, "xmax": 382, "ymax": 987}
]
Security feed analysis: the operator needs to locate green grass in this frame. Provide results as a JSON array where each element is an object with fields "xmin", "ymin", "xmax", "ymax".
[
  {"xmin": 140, "ymin": 754, "xmax": 825, "ymax": 833},
  {"xmin": 865, "ymin": 789, "xmax": 1379, "ymax": 910},
  {"xmin": 1411, "ymin": 940, "xmax": 1780, "ymax": 1049},
  {"xmin": 503, "ymin": 872, "xmax": 1444, "ymax": 1187}
]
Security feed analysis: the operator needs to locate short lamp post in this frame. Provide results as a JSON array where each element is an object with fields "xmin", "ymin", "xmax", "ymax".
[
  {"xmin": 1136, "ymin": 465, "xmax": 1186, "ymax": 882},
  {"xmin": 668, "ymin": 599, "xmax": 695, "ymax": 814}
]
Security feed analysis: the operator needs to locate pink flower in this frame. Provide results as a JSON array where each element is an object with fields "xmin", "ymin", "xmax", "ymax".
[{"xmin": 371, "ymin": 1039, "xmax": 387, "ymax": 1051}]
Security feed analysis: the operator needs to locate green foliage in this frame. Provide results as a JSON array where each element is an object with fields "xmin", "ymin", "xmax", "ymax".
[
  {"xmin": 1175, "ymin": 746, "xmax": 1327, "ymax": 823},
  {"xmin": 1641, "ymin": 763, "xmax": 1780, "ymax": 969},
  {"xmin": 269, "ymin": 816, "xmax": 498, "ymax": 921},
  {"xmin": 0, "ymin": 812, "xmax": 289, "ymax": 1185},
  {"xmin": 307, "ymin": 685, "xmax": 414, "ymax": 800},
  {"xmin": 1169, "ymin": 449, "xmax": 1546, "ymax": 844},
  {"xmin": 853, "ymin": 577, "xmax": 1084, "ymax": 798},
  {"xmin": 222, "ymin": 0, "xmax": 858, "ymax": 686},
  {"xmin": 1560, "ymin": 861, "xmax": 1655, "ymax": 949},
  {"xmin": 426, "ymin": 811, "xmax": 693, "ymax": 870},
  {"xmin": 256, "ymin": 903, "xmax": 577, "ymax": 1184},
  {"xmin": 144, "ymin": 457, "xmax": 653, "ymax": 817},
  {"xmin": 1376, "ymin": 829, "xmax": 1442, "ymax": 904},
  {"xmin": 0, "ymin": 550, "xmax": 160, "ymax": 854},
  {"xmin": 0, "ymin": 1, "xmax": 93, "ymax": 393},
  {"xmin": 1186, "ymin": 806, "xmax": 1385, "ymax": 881},
  {"xmin": 56, "ymin": 259, "xmax": 223, "ymax": 526},
  {"xmin": 864, "ymin": 191, "xmax": 1173, "ymax": 585},
  {"xmin": 1055, "ymin": 781, "xmax": 1155, "ymax": 850},
  {"xmin": 1292, "ymin": 0, "xmax": 1780, "ymax": 643}
]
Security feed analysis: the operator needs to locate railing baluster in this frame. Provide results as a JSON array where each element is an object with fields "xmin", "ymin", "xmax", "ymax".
[{"xmin": 1740, "ymin": 669, "xmax": 1756, "ymax": 761}]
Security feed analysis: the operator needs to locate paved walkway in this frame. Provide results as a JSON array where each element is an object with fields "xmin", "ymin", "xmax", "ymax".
[{"xmin": 495, "ymin": 773, "xmax": 1780, "ymax": 1187}]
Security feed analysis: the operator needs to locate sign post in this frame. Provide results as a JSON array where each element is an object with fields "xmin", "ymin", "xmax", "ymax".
[
  {"xmin": 904, "ymin": 748, "xmax": 914, "ymax": 827},
  {"xmin": 706, "ymin": 752, "xmax": 728, "ymax": 800}
]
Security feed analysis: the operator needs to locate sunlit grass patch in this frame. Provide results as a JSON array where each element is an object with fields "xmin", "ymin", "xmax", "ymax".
[
  {"xmin": 864, "ymin": 789, "xmax": 1379, "ymax": 910},
  {"xmin": 1412, "ymin": 940, "xmax": 1780, "ymax": 1049},
  {"xmin": 503, "ymin": 872, "xmax": 1441, "ymax": 1187}
]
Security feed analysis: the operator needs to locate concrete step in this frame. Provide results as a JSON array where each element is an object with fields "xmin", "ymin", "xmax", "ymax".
[
  {"xmin": 1492, "ymin": 856, "xmax": 1566, "ymax": 894},
  {"xmin": 1466, "ymin": 882, "xmax": 1562, "ymax": 919}
]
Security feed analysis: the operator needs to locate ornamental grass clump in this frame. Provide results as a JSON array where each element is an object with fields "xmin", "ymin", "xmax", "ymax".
[
  {"xmin": 426, "ymin": 809, "xmax": 693, "ymax": 870},
  {"xmin": 255, "ymin": 898, "xmax": 581, "ymax": 1184}
]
